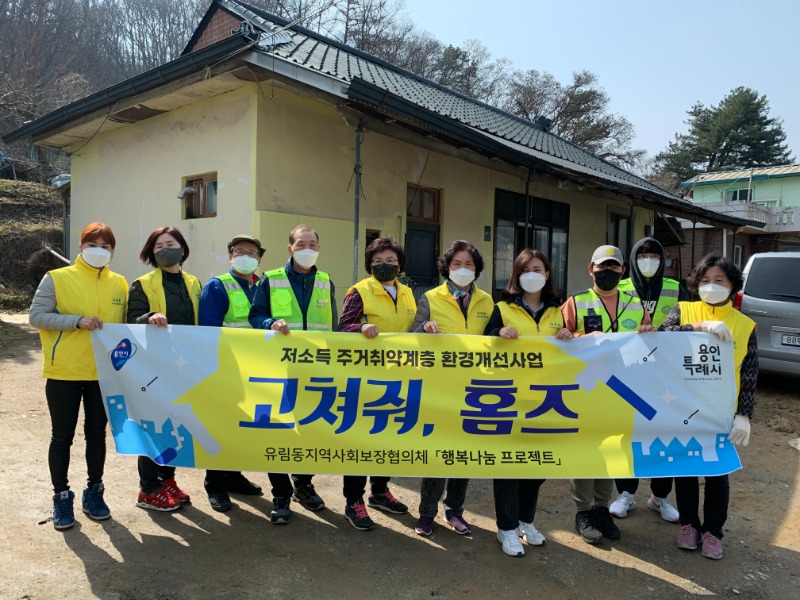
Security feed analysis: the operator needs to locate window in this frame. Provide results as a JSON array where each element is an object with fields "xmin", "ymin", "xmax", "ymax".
[
  {"xmin": 733, "ymin": 245, "xmax": 742, "ymax": 268},
  {"xmin": 724, "ymin": 188, "xmax": 753, "ymax": 203},
  {"xmin": 608, "ymin": 211, "xmax": 629, "ymax": 255},
  {"xmin": 365, "ymin": 229, "xmax": 381, "ymax": 248},
  {"xmin": 407, "ymin": 184, "xmax": 440, "ymax": 223},
  {"xmin": 183, "ymin": 172, "xmax": 217, "ymax": 219}
]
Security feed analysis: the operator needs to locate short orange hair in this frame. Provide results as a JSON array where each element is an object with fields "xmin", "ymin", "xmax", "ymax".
[{"xmin": 80, "ymin": 222, "xmax": 116, "ymax": 249}]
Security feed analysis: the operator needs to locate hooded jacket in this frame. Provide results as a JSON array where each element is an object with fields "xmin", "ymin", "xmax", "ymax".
[{"xmin": 618, "ymin": 237, "xmax": 683, "ymax": 327}]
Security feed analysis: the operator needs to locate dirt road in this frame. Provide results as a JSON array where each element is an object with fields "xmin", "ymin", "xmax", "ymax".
[{"xmin": 1, "ymin": 313, "xmax": 798, "ymax": 599}]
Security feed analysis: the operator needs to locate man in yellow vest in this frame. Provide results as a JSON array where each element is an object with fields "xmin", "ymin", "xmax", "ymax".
[
  {"xmin": 249, "ymin": 224, "xmax": 338, "ymax": 523},
  {"xmin": 198, "ymin": 234, "xmax": 266, "ymax": 512}
]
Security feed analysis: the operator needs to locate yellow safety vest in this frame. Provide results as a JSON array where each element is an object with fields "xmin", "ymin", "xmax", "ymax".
[
  {"xmin": 497, "ymin": 301, "xmax": 564, "ymax": 337},
  {"xmin": 426, "ymin": 282, "xmax": 494, "ymax": 334},
  {"xmin": 572, "ymin": 288, "xmax": 645, "ymax": 334},
  {"xmin": 134, "ymin": 268, "xmax": 201, "ymax": 325},
  {"xmin": 349, "ymin": 276, "xmax": 416, "ymax": 333},
  {"xmin": 217, "ymin": 272, "xmax": 257, "ymax": 328},
  {"xmin": 41, "ymin": 256, "xmax": 128, "ymax": 380},
  {"xmin": 267, "ymin": 267, "xmax": 332, "ymax": 331},
  {"xmin": 618, "ymin": 278, "xmax": 680, "ymax": 328}
]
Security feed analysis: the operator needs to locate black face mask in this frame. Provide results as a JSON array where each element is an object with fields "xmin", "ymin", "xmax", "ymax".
[
  {"xmin": 593, "ymin": 269, "xmax": 622, "ymax": 291},
  {"xmin": 155, "ymin": 247, "xmax": 183, "ymax": 268},
  {"xmin": 372, "ymin": 263, "xmax": 399, "ymax": 283}
]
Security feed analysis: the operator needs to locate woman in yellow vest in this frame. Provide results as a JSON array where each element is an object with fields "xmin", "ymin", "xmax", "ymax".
[
  {"xmin": 411, "ymin": 239, "xmax": 494, "ymax": 537},
  {"xmin": 127, "ymin": 226, "xmax": 201, "ymax": 512},
  {"xmin": 483, "ymin": 248, "xmax": 570, "ymax": 556},
  {"xmin": 29, "ymin": 222, "xmax": 128, "ymax": 530},
  {"xmin": 660, "ymin": 253, "xmax": 757, "ymax": 560},
  {"xmin": 337, "ymin": 237, "xmax": 417, "ymax": 530}
]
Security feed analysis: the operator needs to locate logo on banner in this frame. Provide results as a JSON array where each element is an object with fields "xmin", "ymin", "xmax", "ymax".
[{"xmin": 109, "ymin": 338, "xmax": 137, "ymax": 371}]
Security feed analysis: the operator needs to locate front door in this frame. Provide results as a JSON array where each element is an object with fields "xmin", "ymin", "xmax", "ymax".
[{"xmin": 404, "ymin": 222, "xmax": 439, "ymax": 299}]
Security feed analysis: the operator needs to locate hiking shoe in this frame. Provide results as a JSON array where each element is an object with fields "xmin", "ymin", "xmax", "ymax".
[
  {"xmin": 575, "ymin": 510, "xmax": 603, "ymax": 544},
  {"xmin": 592, "ymin": 506, "xmax": 621, "ymax": 540},
  {"xmin": 344, "ymin": 498, "xmax": 375, "ymax": 531},
  {"xmin": 53, "ymin": 490, "xmax": 75, "ymax": 530},
  {"xmin": 517, "ymin": 521, "xmax": 546, "ymax": 546},
  {"xmin": 414, "ymin": 516, "xmax": 434, "ymax": 536},
  {"xmin": 368, "ymin": 489, "xmax": 408, "ymax": 514},
  {"xmin": 137, "ymin": 489, "xmax": 182, "ymax": 512},
  {"xmin": 701, "ymin": 532, "xmax": 723, "ymax": 559},
  {"xmin": 609, "ymin": 491, "xmax": 636, "ymax": 518},
  {"xmin": 292, "ymin": 483, "xmax": 325, "ymax": 511},
  {"xmin": 497, "ymin": 528, "xmax": 525, "ymax": 556},
  {"xmin": 208, "ymin": 490, "xmax": 232, "ymax": 512},
  {"xmin": 676, "ymin": 524, "xmax": 701, "ymax": 550},
  {"xmin": 444, "ymin": 512, "xmax": 472, "ymax": 535},
  {"xmin": 227, "ymin": 474, "xmax": 263, "ymax": 496},
  {"xmin": 270, "ymin": 496, "xmax": 291, "ymax": 524},
  {"xmin": 647, "ymin": 495, "xmax": 679, "ymax": 523},
  {"xmin": 82, "ymin": 483, "xmax": 111, "ymax": 521},
  {"xmin": 161, "ymin": 477, "xmax": 190, "ymax": 504}
]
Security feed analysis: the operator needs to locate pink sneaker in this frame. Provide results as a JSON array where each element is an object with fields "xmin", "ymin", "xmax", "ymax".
[
  {"xmin": 676, "ymin": 524, "xmax": 700, "ymax": 550},
  {"xmin": 701, "ymin": 532, "xmax": 723, "ymax": 560}
]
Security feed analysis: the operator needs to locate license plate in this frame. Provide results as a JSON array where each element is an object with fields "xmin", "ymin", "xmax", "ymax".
[{"xmin": 782, "ymin": 334, "xmax": 800, "ymax": 347}]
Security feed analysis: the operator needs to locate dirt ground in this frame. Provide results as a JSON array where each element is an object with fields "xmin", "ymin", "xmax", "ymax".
[{"xmin": 1, "ymin": 313, "xmax": 798, "ymax": 600}]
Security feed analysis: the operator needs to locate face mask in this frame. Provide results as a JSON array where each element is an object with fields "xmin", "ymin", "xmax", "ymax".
[
  {"xmin": 155, "ymin": 247, "xmax": 183, "ymax": 268},
  {"xmin": 449, "ymin": 267, "xmax": 476, "ymax": 287},
  {"xmin": 232, "ymin": 255, "xmax": 259, "ymax": 275},
  {"xmin": 637, "ymin": 257, "xmax": 661, "ymax": 278},
  {"xmin": 81, "ymin": 247, "xmax": 111, "ymax": 269},
  {"xmin": 293, "ymin": 249, "xmax": 318, "ymax": 269},
  {"xmin": 519, "ymin": 272, "xmax": 546, "ymax": 293},
  {"xmin": 698, "ymin": 283, "xmax": 731, "ymax": 305},
  {"xmin": 372, "ymin": 263, "xmax": 398, "ymax": 283},
  {"xmin": 593, "ymin": 268, "xmax": 623, "ymax": 292}
]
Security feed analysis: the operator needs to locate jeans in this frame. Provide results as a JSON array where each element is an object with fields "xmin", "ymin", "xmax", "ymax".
[
  {"xmin": 615, "ymin": 477, "xmax": 674, "ymax": 498},
  {"xmin": 675, "ymin": 475, "xmax": 729, "ymax": 539},
  {"xmin": 46, "ymin": 379, "xmax": 107, "ymax": 493},
  {"xmin": 494, "ymin": 478, "xmax": 545, "ymax": 531},
  {"xmin": 418, "ymin": 478, "xmax": 469, "ymax": 518},
  {"xmin": 342, "ymin": 476, "xmax": 390, "ymax": 503},
  {"xmin": 138, "ymin": 456, "xmax": 176, "ymax": 494},
  {"xmin": 571, "ymin": 478, "xmax": 613, "ymax": 512}
]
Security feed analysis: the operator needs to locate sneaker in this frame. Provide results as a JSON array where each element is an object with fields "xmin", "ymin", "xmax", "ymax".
[
  {"xmin": 368, "ymin": 489, "xmax": 408, "ymax": 514},
  {"xmin": 497, "ymin": 529, "xmax": 525, "ymax": 556},
  {"xmin": 270, "ymin": 496, "xmax": 291, "ymax": 524},
  {"xmin": 592, "ymin": 506, "xmax": 621, "ymax": 540},
  {"xmin": 414, "ymin": 515, "xmax": 434, "ymax": 536},
  {"xmin": 676, "ymin": 524, "xmax": 701, "ymax": 550},
  {"xmin": 647, "ymin": 496, "xmax": 680, "ymax": 523},
  {"xmin": 344, "ymin": 498, "xmax": 375, "ymax": 531},
  {"xmin": 82, "ymin": 483, "xmax": 111, "ymax": 521},
  {"xmin": 701, "ymin": 531, "xmax": 723, "ymax": 560},
  {"xmin": 227, "ymin": 474, "xmax": 263, "ymax": 496},
  {"xmin": 609, "ymin": 491, "xmax": 636, "ymax": 518},
  {"xmin": 161, "ymin": 477, "xmax": 190, "ymax": 504},
  {"xmin": 575, "ymin": 510, "xmax": 603, "ymax": 544},
  {"xmin": 53, "ymin": 490, "xmax": 75, "ymax": 530},
  {"xmin": 293, "ymin": 483, "xmax": 325, "ymax": 511},
  {"xmin": 517, "ymin": 521, "xmax": 546, "ymax": 546},
  {"xmin": 444, "ymin": 512, "xmax": 472, "ymax": 535},
  {"xmin": 137, "ymin": 488, "xmax": 182, "ymax": 512},
  {"xmin": 208, "ymin": 490, "xmax": 232, "ymax": 512}
]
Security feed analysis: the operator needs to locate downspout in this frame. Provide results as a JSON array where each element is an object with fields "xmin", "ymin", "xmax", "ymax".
[
  {"xmin": 627, "ymin": 201, "xmax": 635, "ymax": 261},
  {"xmin": 353, "ymin": 124, "xmax": 364, "ymax": 285},
  {"xmin": 732, "ymin": 229, "xmax": 737, "ymax": 266},
  {"xmin": 691, "ymin": 220, "xmax": 697, "ymax": 268},
  {"xmin": 524, "ymin": 168, "xmax": 532, "ymax": 246},
  {"xmin": 722, "ymin": 228, "xmax": 727, "ymax": 257}
]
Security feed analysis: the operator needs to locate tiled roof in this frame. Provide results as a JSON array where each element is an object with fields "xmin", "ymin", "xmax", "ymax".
[{"xmin": 683, "ymin": 164, "xmax": 800, "ymax": 186}]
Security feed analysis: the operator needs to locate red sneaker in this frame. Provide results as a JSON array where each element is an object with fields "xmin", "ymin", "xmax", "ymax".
[
  {"xmin": 136, "ymin": 489, "xmax": 182, "ymax": 512},
  {"xmin": 161, "ymin": 477, "xmax": 190, "ymax": 504}
]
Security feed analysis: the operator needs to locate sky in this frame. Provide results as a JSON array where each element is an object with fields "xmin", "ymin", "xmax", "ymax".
[{"xmin": 400, "ymin": 0, "xmax": 799, "ymax": 162}]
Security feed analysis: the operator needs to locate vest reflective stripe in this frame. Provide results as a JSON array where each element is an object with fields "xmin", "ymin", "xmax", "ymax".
[
  {"xmin": 618, "ymin": 278, "xmax": 680, "ymax": 328},
  {"xmin": 349, "ymin": 277, "xmax": 417, "ymax": 333},
  {"xmin": 266, "ymin": 267, "xmax": 332, "ymax": 331},
  {"xmin": 217, "ymin": 272, "xmax": 256, "ymax": 328},
  {"xmin": 426, "ymin": 283, "xmax": 494, "ymax": 335},
  {"xmin": 572, "ymin": 288, "xmax": 644, "ymax": 333},
  {"xmin": 135, "ymin": 268, "xmax": 201, "ymax": 325},
  {"xmin": 497, "ymin": 302, "xmax": 563, "ymax": 337}
]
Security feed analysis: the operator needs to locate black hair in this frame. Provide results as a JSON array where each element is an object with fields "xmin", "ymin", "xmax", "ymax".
[
  {"xmin": 437, "ymin": 240, "xmax": 484, "ymax": 279},
  {"xmin": 686, "ymin": 253, "xmax": 743, "ymax": 295}
]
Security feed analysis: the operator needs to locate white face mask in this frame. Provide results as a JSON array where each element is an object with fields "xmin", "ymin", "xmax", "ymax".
[
  {"xmin": 293, "ymin": 249, "xmax": 319, "ymax": 269},
  {"xmin": 519, "ymin": 272, "xmax": 546, "ymax": 293},
  {"xmin": 698, "ymin": 283, "xmax": 731, "ymax": 305},
  {"xmin": 637, "ymin": 257, "xmax": 661, "ymax": 278},
  {"xmin": 81, "ymin": 247, "xmax": 112, "ymax": 269},
  {"xmin": 232, "ymin": 255, "xmax": 259, "ymax": 275},
  {"xmin": 449, "ymin": 267, "xmax": 475, "ymax": 287}
]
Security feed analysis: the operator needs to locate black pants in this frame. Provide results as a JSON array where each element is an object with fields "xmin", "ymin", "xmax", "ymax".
[
  {"xmin": 675, "ymin": 475, "xmax": 729, "ymax": 539},
  {"xmin": 342, "ymin": 475, "xmax": 390, "ymax": 503},
  {"xmin": 205, "ymin": 470, "xmax": 241, "ymax": 493},
  {"xmin": 493, "ymin": 478, "xmax": 545, "ymax": 531},
  {"xmin": 616, "ymin": 477, "xmax": 674, "ymax": 497},
  {"xmin": 261, "ymin": 473, "xmax": 309, "ymax": 499},
  {"xmin": 138, "ymin": 456, "xmax": 176, "ymax": 494},
  {"xmin": 46, "ymin": 379, "xmax": 107, "ymax": 493}
]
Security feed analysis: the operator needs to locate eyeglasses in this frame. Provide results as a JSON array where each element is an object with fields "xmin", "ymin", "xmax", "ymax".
[
  {"xmin": 371, "ymin": 260, "xmax": 399, "ymax": 266},
  {"xmin": 232, "ymin": 248, "xmax": 260, "ymax": 258}
]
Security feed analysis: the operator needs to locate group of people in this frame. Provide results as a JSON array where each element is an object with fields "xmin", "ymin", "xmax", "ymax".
[{"xmin": 30, "ymin": 221, "xmax": 757, "ymax": 562}]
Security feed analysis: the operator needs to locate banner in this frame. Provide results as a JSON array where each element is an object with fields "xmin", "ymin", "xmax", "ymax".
[{"xmin": 91, "ymin": 325, "xmax": 741, "ymax": 478}]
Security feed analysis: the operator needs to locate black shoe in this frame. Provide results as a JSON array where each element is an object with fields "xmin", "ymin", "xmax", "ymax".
[
  {"xmin": 575, "ymin": 510, "xmax": 603, "ymax": 544},
  {"xmin": 227, "ymin": 474, "xmax": 263, "ymax": 496},
  {"xmin": 270, "ymin": 496, "xmax": 291, "ymax": 524},
  {"xmin": 592, "ymin": 506, "xmax": 621, "ymax": 540},
  {"xmin": 292, "ymin": 483, "xmax": 325, "ymax": 511},
  {"xmin": 344, "ymin": 498, "xmax": 375, "ymax": 530},
  {"xmin": 208, "ymin": 490, "xmax": 232, "ymax": 512}
]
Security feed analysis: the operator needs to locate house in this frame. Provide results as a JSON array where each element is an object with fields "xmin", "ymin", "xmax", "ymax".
[{"xmin": 2, "ymin": 0, "xmax": 751, "ymax": 299}]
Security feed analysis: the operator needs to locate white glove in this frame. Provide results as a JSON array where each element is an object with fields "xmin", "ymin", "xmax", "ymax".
[
  {"xmin": 728, "ymin": 414, "xmax": 751, "ymax": 447},
  {"xmin": 700, "ymin": 321, "xmax": 732, "ymax": 342}
]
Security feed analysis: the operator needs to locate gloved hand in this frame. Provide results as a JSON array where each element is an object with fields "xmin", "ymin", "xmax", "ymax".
[
  {"xmin": 700, "ymin": 321, "xmax": 732, "ymax": 342},
  {"xmin": 728, "ymin": 414, "xmax": 751, "ymax": 446}
]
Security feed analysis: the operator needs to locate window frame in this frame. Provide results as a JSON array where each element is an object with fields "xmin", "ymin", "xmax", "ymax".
[{"xmin": 183, "ymin": 172, "xmax": 218, "ymax": 219}]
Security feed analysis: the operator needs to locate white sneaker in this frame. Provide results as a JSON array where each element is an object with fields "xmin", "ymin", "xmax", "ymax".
[
  {"xmin": 517, "ymin": 521, "xmax": 546, "ymax": 546},
  {"xmin": 497, "ymin": 528, "xmax": 525, "ymax": 556},
  {"xmin": 609, "ymin": 491, "xmax": 636, "ymax": 518},
  {"xmin": 647, "ymin": 496, "xmax": 679, "ymax": 522}
]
